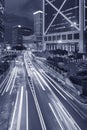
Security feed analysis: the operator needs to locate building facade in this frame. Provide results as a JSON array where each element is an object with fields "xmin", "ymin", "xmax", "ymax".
[
  {"xmin": 43, "ymin": 0, "xmax": 87, "ymax": 53},
  {"xmin": 23, "ymin": 35, "xmax": 37, "ymax": 49},
  {"xmin": 33, "ymin": 10, "xmax": 43, "ymax": 49},
  {"xmin": 0, "ymin": 0, "xmax": 4, "ymax": 43},
  {"xmin": 12, "ymin": 25, "xmax": 23, "ymax": 47}
]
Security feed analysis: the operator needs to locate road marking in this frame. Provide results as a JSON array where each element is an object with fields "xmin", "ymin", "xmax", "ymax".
[
  {"xmin": 28, "ymin": 78, "xmax": 47, "ymax": 130},
  {"xmin": 48, "ymin": 103, "xmax": 64, "ymax": 130},
  {"xmin": 26, "ymin": 90, "xmax": 29, "ymax": 130},
  {"xmin": 16, "ymin": 87, "xmax": 24, "ymax": 130},
  {"xmin": 33, "ymin": 94, "xmax": 47, "ymax": 130},
  {"xmin": 9, "ymin": 91, "xmax": 19, "ymax": 130}
]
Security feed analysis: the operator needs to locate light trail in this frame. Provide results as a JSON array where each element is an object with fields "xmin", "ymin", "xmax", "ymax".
[
  {"xmin": 38, "ymin": 71, "xmax": 67, "ymax": 101},
  {"xmin": 16, "ymin": 87, "xmax": 24, "ymax": 130},
  {"xmin": 9, "ymin": 67, "xmax": 18, "ymax": 95},
  {"xmin": 33, "ymin": 71, "xmax": 45, "ymax": 91},
  {"xmin": 27, "ymin": 78, "xmax": 47, "ymax": 130},
  {"xmin": 9, "ymin": 91, "xmax": 19, "ymax": 130},
  {"xmin": 48, "ymin": 103, "xmax": 64, "ymax": 130},
  {"xmin": 0, "ymin": 70, "xmax": 11, "ymax": 93},
  {"xmin": 56, "ymin": 102, "xmax": 81, "ymax": 130},
  {"xmin": 6, "ymin": 68, "xmax": 15, "ymax": 92},
  {"xmin": 26, "ymin": 90, "xmax": 29, "ymax": 130},
  {"xmin": 1, "ymin": 67, "xmax": 16, "ymax": 96},
  {"xmin": 51, "ymin": 98, "xmax": 81, "ymax": 130}
]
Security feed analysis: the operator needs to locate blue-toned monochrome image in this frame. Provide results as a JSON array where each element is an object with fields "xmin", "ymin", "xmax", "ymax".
[{"xmin": 0, "ymin": 0, "xmax": 87, "ymax": 130}]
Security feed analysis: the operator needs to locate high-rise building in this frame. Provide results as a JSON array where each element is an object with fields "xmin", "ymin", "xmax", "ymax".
[
  {"xmin": 43, "ymin": 0, "xmax": 87, "ymax": 53},
  {"xmin": 12, "ymin": 25, "xmax": 23, "ymax": 47},
  {"xmin": 33, "ymin": 10, "xmax": 43, "ymax": 49},
  {"xmin": 12, "ymin": 25, "xmax": 32, "ymax": 48},
  {"xmin": 0, "ymin": 0, "xmax": 4, "ymax": 43}
]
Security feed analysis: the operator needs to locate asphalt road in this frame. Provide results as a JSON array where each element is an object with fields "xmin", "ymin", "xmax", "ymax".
[
  {"xmin": 24, "ymin": 51, "xmax": 87, "ymax": 130},
  {"xmin": 0, "ymin": 51, "xmax": 87, "ymax": 130}
]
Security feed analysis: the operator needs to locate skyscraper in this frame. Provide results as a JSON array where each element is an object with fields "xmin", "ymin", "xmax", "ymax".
[
  {"xmin": 33, "ymin": 10, "xmax": 43, "ymax": 49},
  {"xmin": 43, "ymin": 0, "xmax": 87, "ymax": 53},
  {"xmin": 12, "ymin": 25, "xmax": 23, "ymax": 47},
  {"xmin": 0, "ymin": 0, "xmax": 4, "ymax": 43}
]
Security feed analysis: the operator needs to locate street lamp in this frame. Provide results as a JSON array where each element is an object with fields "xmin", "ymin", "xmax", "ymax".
[
  {"xmin": 18, "ymin": 25, "xmax": 21, "ymax": 28},
  {"xmin": 7, "ymin": 46, "xmax": 11, "ymax": 50}
]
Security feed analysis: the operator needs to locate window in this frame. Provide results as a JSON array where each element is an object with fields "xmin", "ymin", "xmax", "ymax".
[
  {"xmin": 62, "ymin": 35, "xmax": 66, "ymax": 40},
  {"xmin": 68, "ymin": 34, "xmax": 72, "ymax": 40},
  {"xmin": 48, "ymin": 36, "xmax": 51, "ymax": 41},
  {"xmin": 45, "ymin": 36, "xmax": 47, "ymax": 41},
  {"xmin": 74, "ymin": 33, "xmax": 79, "ymax": 39},
  {"xmin": 53, "ymin": 35, "xmax": 56, "ymax": 41},
  {"xmin": 57, "ymin": 35, "xmax": 61, "ymax": 40}
]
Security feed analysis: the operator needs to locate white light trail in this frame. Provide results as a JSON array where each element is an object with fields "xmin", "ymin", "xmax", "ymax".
[
  {"xmin": 28, "ymin": 79, "xmax": 47, "ymax": 130},
  {"xmin": 26, "ymin": 90, "xmax": 29, "ymax": 130},
  {"xmin": 9, "ymin": 91, "xmax": 19, "ymax": 130},
  {"xmin": 10, "ymin": 67, "xmax": 18, "ymax": 95},
  {"xmin": 16, "ymin": 87, "xmax": 24, "ymax": 130},
  {"xmin": 33, "ymin": 71, "xmax": 45, "ymax": 91},
  {"xmin": 48, "ymin": 103, "xmax": 64, "ymax": 130},
  {"xmin": 1, "ymin": 67, "xmax": 16, "ymax": 96}
]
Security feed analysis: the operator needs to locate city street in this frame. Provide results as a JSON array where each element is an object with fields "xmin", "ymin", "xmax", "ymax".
[
  {"xmin": 0, "ymin": 51, "xmax": 87, "ymax": 130},
  {"xmin": 24, "ymin": 51, "xmax": 87, "ymax": 130},
  {"xmin": 0, "ymin": 0, "xmax": 87, "ymax": 129}
]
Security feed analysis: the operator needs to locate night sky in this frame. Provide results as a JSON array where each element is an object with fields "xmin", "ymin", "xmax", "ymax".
[
  {"xmin": 5, "ymin": 0, "xmax": 42, "ymax": 42},
  {"xmin": 6, "ymin": 0, "xmax": 42, "ymax": 20}
]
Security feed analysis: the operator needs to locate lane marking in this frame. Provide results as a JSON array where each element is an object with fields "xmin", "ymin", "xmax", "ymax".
[{"xmin": 27, "ymin": 78, "xmax": 47, "ymax": 130}]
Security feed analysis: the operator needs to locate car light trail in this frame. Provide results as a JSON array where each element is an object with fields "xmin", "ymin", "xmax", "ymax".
[
  {"xmin": 26, "ymin": 90, "xmax": 29, "ymax": 130},
  {"xmin": 48, "ymin": 103, "xmax": 64, "ymax": 130},
  {"xmin": 9, "ymin": 67, "xmax": 18, "ymax": 95},
  {"xmin": 33, "ymin": 71, "xmax": 45, "ymax": 91},
  {"xmin": 16, "ymin": 87, "xmax": 24, "ymax": 130},
  {"xmin": 9, "ymin": 91, "xmax": 19, "ymax": 130},
  {"xmin": 27, "ymin": 78, "xmax": 47, "ymax": 130}
]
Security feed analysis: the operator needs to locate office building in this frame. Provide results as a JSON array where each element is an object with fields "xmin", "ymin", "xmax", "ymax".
[
  {"xmin": 12, "ymin": 25, "xmax": 23, "ymax": 47},
  {"xmin": 43, "ymin": 0, "xmax": 87, "ymax": 53},
  {"xmin": 0, "ymin": 0, "xmax": 4, "ymax": 43},
  {"xmin": 23, "ymin": 35, "xmax": 37, "ymax": 49},
  {"xmin": 33, "ymin": 10, "xmax": 43, "ymax": 49}
]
